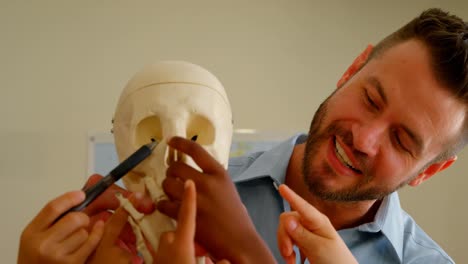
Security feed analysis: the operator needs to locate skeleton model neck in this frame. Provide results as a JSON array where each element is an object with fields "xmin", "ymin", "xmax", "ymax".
[{"xmin": 112, "ymin": 61, "xmax": 233, "ymax": 263}]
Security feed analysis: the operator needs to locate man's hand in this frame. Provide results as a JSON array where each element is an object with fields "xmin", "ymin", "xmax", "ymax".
[
  {"xmin": 277, "ymin": 184, "xmax": 358, "ymax": 264},
  {"xmin": 18, "ymin": 191, "xmax": 105, "ymax": 264},
  {"xmin": 157, "ymin": 136, "xmax": 275, "ymax": 263}
]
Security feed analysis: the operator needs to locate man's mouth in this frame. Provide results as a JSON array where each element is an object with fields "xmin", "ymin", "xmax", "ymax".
[{"xmin": 334, "ymin": 138, "xmax": 362, "ymax": 174}]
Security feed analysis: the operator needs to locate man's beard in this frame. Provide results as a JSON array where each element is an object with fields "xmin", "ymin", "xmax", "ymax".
[{"xmin": 302, "ymin": 94, "xmax": 413, "ymax": 202}]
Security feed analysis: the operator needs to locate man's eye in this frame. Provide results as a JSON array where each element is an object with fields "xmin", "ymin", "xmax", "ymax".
[
  {"xmin": 394, "ymin": 131, "xmax": 410, "ymax": 153},
  {"xmin": 366, "ymin": 91, "xmax": 379, "ymax": 110}
]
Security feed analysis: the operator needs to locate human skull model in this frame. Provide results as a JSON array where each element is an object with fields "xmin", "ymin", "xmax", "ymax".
[{"xmin": 112, "ymin": 61, "xmax": 233, "ymax": 263}]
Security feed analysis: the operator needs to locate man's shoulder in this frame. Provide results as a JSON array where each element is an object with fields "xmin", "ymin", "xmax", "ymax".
[{"xmin": 399, "ymin": 210, "xmax": 454, "ymax": 263}]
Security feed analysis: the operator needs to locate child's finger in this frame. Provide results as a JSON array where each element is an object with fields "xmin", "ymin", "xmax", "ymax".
[
  {"xmin": 31, "ymin": 191, "xmax": 85, "ymax": 231},
  {"xmin": 44, "ymin": 212, "xmax": 89, "ymax": 244},
  {"xmin": 56, "ymin": 228, "xmax": 89, "ymax": 255},
  {"xmin": 278, "ymin": 184, "xmax": 334, "ymax": 238},
  {"xmin": 100, "ymin": 208, "xmax": 129, "ymax": 246},
  {"xmin": 285, "ymin": 251, "xmax": 296, "ymax": 264},
  {"xmin": 277, "ymin": 212, "xmax": 298, "ymax": 259},
  {"xmin": 73, "ymin": 220, "xmax": 105, "ymax": 261},
  {"xmin": 175, "ymin": 179, "xmax": 197, "ymax": 242}
]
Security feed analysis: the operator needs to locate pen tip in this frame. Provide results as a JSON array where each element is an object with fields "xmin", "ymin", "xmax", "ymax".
[{"xmin": 148, "ymin": 138, "xmax": 158, "ymax": 150}]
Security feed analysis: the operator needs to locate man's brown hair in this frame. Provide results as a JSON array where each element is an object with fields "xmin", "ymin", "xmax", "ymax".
[{"xmin": 368, "ymin": 8, "xmax": 468, "ymax": 161}]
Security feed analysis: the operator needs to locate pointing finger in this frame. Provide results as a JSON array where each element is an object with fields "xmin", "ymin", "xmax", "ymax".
[{"xmin": 175, "ymin": 180, "xmax": 197, "ymax": 242}]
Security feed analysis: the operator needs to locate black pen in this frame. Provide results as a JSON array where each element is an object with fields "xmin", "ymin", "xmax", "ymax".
[{"xmin": 57, "ymin": 139, "xmax": 158, "ymax": 219}]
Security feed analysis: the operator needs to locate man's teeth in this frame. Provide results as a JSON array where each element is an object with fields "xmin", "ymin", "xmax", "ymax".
[{"xmin": 335, "ymin": 139, "xmax": 359, "ymax": 171}]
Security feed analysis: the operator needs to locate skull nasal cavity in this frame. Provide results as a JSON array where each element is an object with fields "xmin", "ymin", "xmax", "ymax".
[{"xmin": 167, "ymin": 146, "xmax": 186, "ymax": 165}]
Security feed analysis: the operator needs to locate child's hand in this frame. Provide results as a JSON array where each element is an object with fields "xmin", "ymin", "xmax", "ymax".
[
  {"xmin": 87, "ymin": 206, "xmax": 143, "ymax": 264},
  {"xmin": 158, "ymin": 137, "xmax": 275, "ymax": 264},
  {"xmin": 18, "ymin": 191, "xmax": 104, "ymax": 264},
  {"xmin": 154, "ymin": 180, "xmax": 197, "ymax": 264},
  {"xmin": 277, "ymin": 184, "xmax": 358, "ymax": 264}
]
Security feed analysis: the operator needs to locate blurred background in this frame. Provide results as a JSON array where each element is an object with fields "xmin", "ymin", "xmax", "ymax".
[{"xmin": 1, "ymin": 1, "xmax": 467, "ymax": 262}]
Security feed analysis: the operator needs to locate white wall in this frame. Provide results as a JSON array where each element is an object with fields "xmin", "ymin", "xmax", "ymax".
[{"xmin": 1, "ymin": 1, "xmax": 467, "ymax": 262}]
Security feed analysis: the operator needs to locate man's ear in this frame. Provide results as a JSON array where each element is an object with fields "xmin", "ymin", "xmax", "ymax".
[
  {"xmin": 336, "ymin": 44, "xmax": 374, "ymax": 88},
  {"xmin": 408, "ymin": 156, "xmax": 457, "ymax": 187}
]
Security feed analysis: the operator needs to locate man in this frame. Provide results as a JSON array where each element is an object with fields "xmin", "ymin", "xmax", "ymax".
[{"xmin": 160, "ymin": 8, "xmax": 467, "ymax": 263}]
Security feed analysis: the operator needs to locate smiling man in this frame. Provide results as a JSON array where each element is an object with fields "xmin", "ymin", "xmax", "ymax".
[
  {"xmin": 158, "ymin": 7, "xmax": 467, "ymax": 264},
  {"xmin": 299, "ymin": 39, "xmax": 464, "ymax": 204},
  {"xmin": 227, "ymin": 8, "xmax": 467, "ymax": 263}
]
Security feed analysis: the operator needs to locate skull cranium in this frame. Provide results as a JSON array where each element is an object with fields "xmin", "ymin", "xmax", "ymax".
[{"xmin": 112, "ymin": 61, "xmax": 233, "ymax": 262}]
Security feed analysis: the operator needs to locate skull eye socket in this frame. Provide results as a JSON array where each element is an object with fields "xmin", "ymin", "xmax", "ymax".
[
  {"xmin": 135, "ymin": 116, "xmax": 162, "ymax": 146},
  {"xmin": 187, "ymin": 114, "xmax": 215, "ymax": 145}
]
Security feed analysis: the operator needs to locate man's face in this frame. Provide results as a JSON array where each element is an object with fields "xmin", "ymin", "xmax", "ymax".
[{"xmin": 303, "ymin": 40, "xmax": 465, "ymax": 201}]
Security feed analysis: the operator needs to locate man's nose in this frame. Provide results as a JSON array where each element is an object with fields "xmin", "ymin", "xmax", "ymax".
[{"xmin": 352, "ymin": 121, "xmax": 386, "ymax": 157}]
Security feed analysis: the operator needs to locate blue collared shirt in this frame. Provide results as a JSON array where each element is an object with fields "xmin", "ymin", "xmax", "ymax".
[{"xmin": 229, "ymin": 134, "xmax": 454, "ymax": 264}]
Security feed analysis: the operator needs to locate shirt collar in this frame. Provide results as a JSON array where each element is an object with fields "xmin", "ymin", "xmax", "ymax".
[
  {"xmin": 233, "ymin": 133, "xmax": 306, "ymax": 184},
  {"xmin": 358, "ymin": 192, "xmax": 404, "ymax": 262}
]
